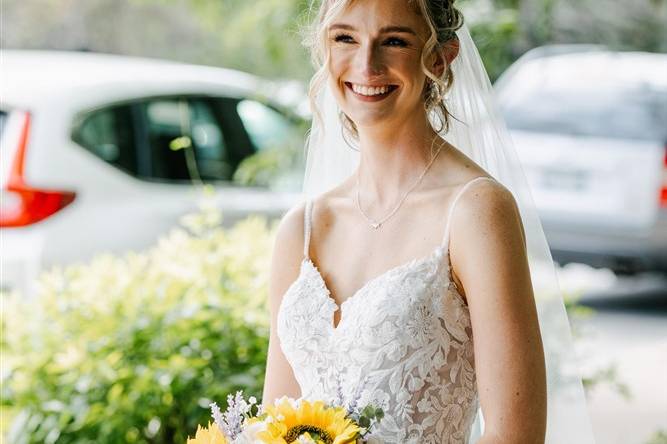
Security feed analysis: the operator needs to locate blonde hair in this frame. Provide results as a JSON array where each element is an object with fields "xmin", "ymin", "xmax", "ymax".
[{"xmin": 302, "ymin": 0, "xmax": 464, "ymax": 145}]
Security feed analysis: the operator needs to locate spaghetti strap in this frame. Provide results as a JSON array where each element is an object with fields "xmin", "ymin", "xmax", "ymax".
[
  {"xmin": 441, "ymin": 176, "xmax": 495, "ymax": 246},
  {"xmin": 303, "ymin": 199, "xmax": 313, "ymax": 259}
]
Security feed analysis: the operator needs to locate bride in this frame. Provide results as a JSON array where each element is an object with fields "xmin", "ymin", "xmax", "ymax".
[{"xmin": 262, "ymin": 0, "xmax": 593, "ymax": 443}]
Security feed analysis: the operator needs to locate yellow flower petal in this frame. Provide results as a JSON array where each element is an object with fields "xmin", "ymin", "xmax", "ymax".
[
  {"xmin": 257, "ymin": 398, "xmax": 360, "ymax": 444},
  {"xmin": 186, "ymin": 421, "xmax": 228, "ymax": 444}
]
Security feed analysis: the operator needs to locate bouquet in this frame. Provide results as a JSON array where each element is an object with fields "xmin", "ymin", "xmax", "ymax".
[{"xmin": 187, "ymin": 391, "xmax": 384, "ymax": 444}]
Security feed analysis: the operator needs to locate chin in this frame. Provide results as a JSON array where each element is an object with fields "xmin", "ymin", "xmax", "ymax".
[{"xmin": 345, "ymin": 111, "xmax": 394, "ymax": 130}]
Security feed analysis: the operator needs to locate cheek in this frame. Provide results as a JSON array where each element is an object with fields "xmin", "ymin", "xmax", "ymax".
[
  {"xmin": 328, "ymin": 49, "xmax": 352, "ymax": 81},
  {"xmin": 326, "ymin": 57, "xmax": 350, "ymax": 110},
  {"xmin": 397, "ymin": 63, "xmax": 428, "ymax": 101},
  {"xmin": 393, "ymin": 52, "xmax": 426, "ymax": 84}
]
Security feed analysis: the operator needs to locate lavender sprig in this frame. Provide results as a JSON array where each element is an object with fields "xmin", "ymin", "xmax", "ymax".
[
  {"xmin": 210, "ymin": 401, "xmax": 231, "ymax": 439},
  {"xmin": 335, "ymin": 374, "xmax": 383, "ymax": 439},
  {"xmin": 210, "ymin": 390, "xmax": 255, "ymax": 440},
  {"xmin": 346, "ymin": 374, "xmax": 369, "ymax": 417},
  {"xmin": 332, "ymin": 371, "xmax": 345, "ymax": 408}
]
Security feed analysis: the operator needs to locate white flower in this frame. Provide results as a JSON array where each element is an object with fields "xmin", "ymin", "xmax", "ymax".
[
  {"xmin": 232, "ymin": 419, "xmax": 267, "ymax": 444},
  {"xmin": 273, "ymin": 395, "xmax": 300, "ymax": 409}
]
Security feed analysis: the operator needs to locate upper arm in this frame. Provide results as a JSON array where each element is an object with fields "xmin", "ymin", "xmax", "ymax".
[
  {"xmin": 450, "ymin": 180, "xmax": 547, "ymax": 443},
  {"xmin": 262, "ymin": 201, "xmax": 307, "ymax": 405}
]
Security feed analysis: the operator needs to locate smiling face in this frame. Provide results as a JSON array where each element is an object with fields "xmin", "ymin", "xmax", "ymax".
[{"xmin": 326, "ymin": 0, "xmax": 437, "ymax": 131}]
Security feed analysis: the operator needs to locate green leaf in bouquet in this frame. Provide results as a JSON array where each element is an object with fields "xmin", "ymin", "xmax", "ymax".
[{"xmin": 358, "ymin": 416, "xmax": 371, "ymax": 428}]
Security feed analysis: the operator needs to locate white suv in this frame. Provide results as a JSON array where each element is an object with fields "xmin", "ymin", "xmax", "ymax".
[
  {"xmin": 0, "ymin": 50, "xmax": 305, "ymax": 295},
  {"xmin": 495, "ymin": 45, "xmax": 667, "ymax": 275}
]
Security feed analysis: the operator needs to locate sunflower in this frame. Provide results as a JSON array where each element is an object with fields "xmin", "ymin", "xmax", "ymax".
[
  {"xmin": 187, "ymin": 421, "xmax": 228, "ymax": 444},
  {"xmin": 256, "ymin": 398, "xmax": 360, "ymax": 444}
]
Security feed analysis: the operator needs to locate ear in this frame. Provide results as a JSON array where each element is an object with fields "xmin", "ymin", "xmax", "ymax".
[
  {"xmin": 444, "ymin": 38, "xmax": 460, "ymax": 65},
  {"xmin": 431, "ymin": 39, "xmax": 460, "ymax": 77}
]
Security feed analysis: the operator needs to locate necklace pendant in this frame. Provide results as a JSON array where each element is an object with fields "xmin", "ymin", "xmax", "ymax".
[{"xmin": 355, "ymin": 143, "xmax": 444, "ymax": 232}]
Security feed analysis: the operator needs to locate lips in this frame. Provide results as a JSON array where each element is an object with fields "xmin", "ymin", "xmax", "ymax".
[{"xmin": 344, "ymin": 82, "xmax": 398, "ymax": 100}]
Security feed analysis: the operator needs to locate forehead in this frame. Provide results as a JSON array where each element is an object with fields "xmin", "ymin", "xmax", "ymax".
[{"xmin": 332, "ymin": 0, "xmax": 427, "ymax": 35}]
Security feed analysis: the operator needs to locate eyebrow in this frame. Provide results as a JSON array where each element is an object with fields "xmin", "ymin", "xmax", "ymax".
[{"xmin": 329, "ymin": 23, "xmax": 417, "ymax": 36}]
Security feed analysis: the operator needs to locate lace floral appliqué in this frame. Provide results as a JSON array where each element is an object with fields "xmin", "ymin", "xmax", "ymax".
[{"xmin": 277, "ymin": 246, "xmax": 479, "ymax": 444}]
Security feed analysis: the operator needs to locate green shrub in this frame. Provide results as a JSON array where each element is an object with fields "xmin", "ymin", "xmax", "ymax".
[{"xmin": 1, "ymin": 193, "xmax": 276, "ymax": 443}]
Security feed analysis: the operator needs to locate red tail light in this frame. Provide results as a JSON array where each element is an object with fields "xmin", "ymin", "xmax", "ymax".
[
  {"xmin": 661, "ymin": 145, "xmax": 667, "ymax": 208},
  {"xmin": 0, "ymin": 113, "xmax": 76, "ymax": 227}
]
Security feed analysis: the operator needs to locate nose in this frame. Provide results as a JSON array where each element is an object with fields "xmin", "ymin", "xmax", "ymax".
[{"xmin": 357, "ymin": 40, "xmax": 385, "ymax": 79}]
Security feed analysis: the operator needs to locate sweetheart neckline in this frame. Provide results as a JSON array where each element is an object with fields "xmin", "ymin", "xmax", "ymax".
[{"xmin": 301, "ymin": 243, "xmax": 450, "ymax": 332}]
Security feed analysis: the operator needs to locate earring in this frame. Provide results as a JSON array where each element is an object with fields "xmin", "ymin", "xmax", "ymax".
[
  {"xmin": 424, "ymin": 80, "xmax": 434, "ymax": 112},
  {"xmin": 429, "ymin": 80, "xmax": 442, "ymax": 105}
]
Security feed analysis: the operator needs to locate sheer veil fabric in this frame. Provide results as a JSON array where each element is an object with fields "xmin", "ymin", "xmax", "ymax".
[{"xmin": 300, "ymin": 23, "xmax": 596, "ymax": 443}]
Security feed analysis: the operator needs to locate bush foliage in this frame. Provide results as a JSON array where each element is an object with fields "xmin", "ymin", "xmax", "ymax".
[{"xmin": 1, "ymin": 194, "xmax": 276, "ymax": 443}]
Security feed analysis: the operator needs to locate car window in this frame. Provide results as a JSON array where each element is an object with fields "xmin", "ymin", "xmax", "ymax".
[
  {"xmin": 72, "ymin": 104, "xmax": 138, "ymax": 175},
  {"xmin": 499, "ymin": 70, "xmax": 667, "ymax": 141},
  {"xmin": 236, "ymin": 99, "xmax": 294, "ymax": 151},
  {"xmin": 72, "ymin": 96, "xmax": 297, "ymax": 186},
  {"xmin": 144, "ymin": 97, "xmax": 234, "ymax": 183}
]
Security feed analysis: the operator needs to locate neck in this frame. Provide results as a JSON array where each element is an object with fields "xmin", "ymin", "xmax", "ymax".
[{"xmin": 355, "ymin": 112, "xmax": 443, "ymax": 208}]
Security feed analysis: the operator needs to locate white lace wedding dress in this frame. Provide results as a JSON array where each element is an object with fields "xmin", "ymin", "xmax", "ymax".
[{"xmin": 277, "ymin": 176, "xmax": 490, "ymax": 444}]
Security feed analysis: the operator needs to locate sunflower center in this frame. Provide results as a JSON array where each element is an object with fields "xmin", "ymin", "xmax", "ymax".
[{"xmin": 284, "ymin": 424, "xmax": 333, "ymax": 444}]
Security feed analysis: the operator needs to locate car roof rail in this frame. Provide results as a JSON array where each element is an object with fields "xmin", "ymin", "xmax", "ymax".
[
  {"xmin": 494, "ymin": 44, "xmax": 667, "ymax": 92},
  {"xmin": 519, "ymin": 44, "xmax": 609, "ymax": 62},
  {"xmin": 493, "ymin": 43, "xmax": 611, "ymax": 88}
]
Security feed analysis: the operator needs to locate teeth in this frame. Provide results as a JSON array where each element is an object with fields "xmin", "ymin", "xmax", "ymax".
[{"xmin": 351, "ymin": 83, "xmax": 391, "ymax": 96}]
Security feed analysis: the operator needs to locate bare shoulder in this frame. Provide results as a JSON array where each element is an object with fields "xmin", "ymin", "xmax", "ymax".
[
  {"xmin": 274, "ymin": 200, "xmax": 308, "ymax": 257},
  {"xmin": 449, "ymin": 176, "xmax": 528, "ymax": 297},
  {"xmin": 457, "ymin": 176, "xmax": 525, "ymax": 246},
  {"xmin": 457, "ymin": 176, "xmax": 519, "ymax": 220},
  {"xmin": 437, "ymin": 142, "xmax": 520, "ymax": 237},
  {"xmin": 449, "ymin": 176, "xmax": 526, "ymax": 299},
  {"xmin": 268, "ymin": 201, "xmax": 308, "ymax": 309}
]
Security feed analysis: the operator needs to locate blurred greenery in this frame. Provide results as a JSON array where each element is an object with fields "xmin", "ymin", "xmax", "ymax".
[
  {"xmin": 647, "ymin": 430, "xmax": 667, "ymax": 444},
  {"xmin": 2, "ymin": 0, "xmax": 665, "ymax": 83},
  {"xmin": 463, "ymin": 3, "xmax": 522, "ymax": 81},
  {"xmin": 1, "ymin": 192, "xmax": 276, "ymax": 443}
]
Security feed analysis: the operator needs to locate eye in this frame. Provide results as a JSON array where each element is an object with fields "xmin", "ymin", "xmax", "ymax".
[
  {"xmin": 384, "ymin": 37, "xmax": 408, "ymax": 47},
  {"xmin": 333, "ymin": 33, "xmax": 355, "ymax": 43}
]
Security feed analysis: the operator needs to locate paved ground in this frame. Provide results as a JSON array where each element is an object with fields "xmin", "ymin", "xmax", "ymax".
[{"xmin": 557, "ymin": 265, "xmax": 667, "ymax": 444}]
